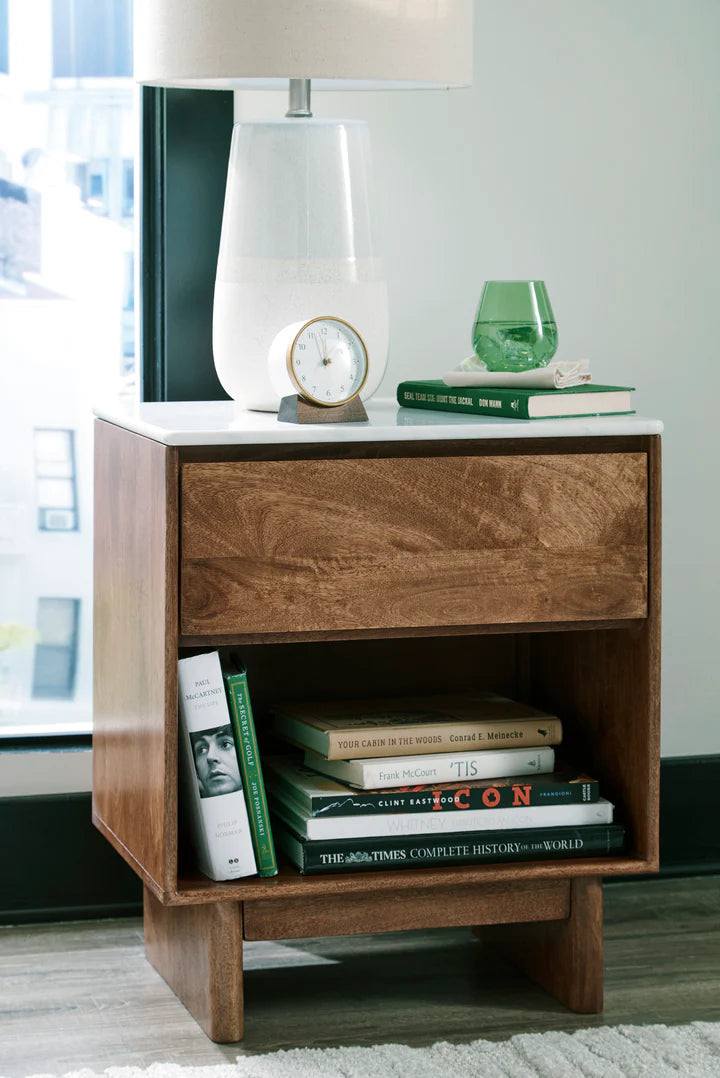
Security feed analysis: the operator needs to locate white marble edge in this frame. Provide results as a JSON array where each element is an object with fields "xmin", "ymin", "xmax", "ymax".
[{"xmin": 92, "ymin": 397, "xmax": 664, "ymax": 446}]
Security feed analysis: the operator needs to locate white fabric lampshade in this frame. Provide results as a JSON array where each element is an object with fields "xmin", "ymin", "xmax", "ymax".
[{"xmin": 134, "ymin": 0, "xmax": 474, "ymax": 90}]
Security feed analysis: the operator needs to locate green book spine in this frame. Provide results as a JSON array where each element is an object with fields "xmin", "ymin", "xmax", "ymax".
[
  {"xmin": 396, "ymin": 379, "xmax": 635, "ymax": 420},
  {"xmin": 397, "ymin": 380, "xmax": 532, "ymax": 418},
  {"xmin": 223, "ymin": 667, "xmax": 278, "ymax": 877}
]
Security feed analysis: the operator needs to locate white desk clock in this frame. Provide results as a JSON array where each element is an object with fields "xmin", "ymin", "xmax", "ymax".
[{"xmin": 269, "ymin": 316, "xmax": 370, "ymax": 424}]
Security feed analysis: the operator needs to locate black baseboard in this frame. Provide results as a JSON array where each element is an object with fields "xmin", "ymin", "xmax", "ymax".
[
  {"xmin": 655, "ymin": 754, "xmax": 720, "ymax": 877},
  {"xmin": 0, "ymin": 793, "xmax": 143, "ymax": 925},
  {"xmin": 0, "ymin": 755, "xmax": 717, "ymax": 924}
]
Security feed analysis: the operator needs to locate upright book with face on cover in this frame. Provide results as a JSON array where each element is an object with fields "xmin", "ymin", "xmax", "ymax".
[
  {"xmin": 396, "ymin": 379, "xmax": 635, "ymax": 420},
  {"xmin": 177, "ymin": 651, "xmax": 257, "ymax": 881},
  {"xmin": 271, "ymin": 692, "xmax": 562, "ymax": 760}
]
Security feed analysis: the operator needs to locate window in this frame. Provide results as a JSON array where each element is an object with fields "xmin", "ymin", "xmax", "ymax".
[
  {"xmin": 123, "ymin": 251, "xmax": 134, "ymax": 312},
  {"xmin": 52, "ymin": 0, "xmax": 132, "ymax": 79},
  {"xmin": 34, "ymin": 428, "xmax": 78, "ymax": 531},
  {"xmin": 122, "ymin": 158, "xmax": 134, "ymax": 217},
  {"xmin": 122, "ymin": 250, "xmax": 135, "ymax": 365},
  {"xmin": 0, "ymin": 0, "xmax": 7, "ymax": 75},
  {"xmin": 87, "ymin": 159, "xmax": 110, "ymax": 215},
  {"xmin": 1, "ymin": 0, "xmax": 135, "ymax": 736},
  {"xmin": 31, "ymin": 597, "xmax": 80, "ymax": 700}
]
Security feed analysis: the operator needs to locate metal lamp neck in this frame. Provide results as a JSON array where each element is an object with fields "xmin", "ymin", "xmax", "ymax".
[{"xmin": 286, "ymin": 78, "xmax": 312, "ymax": 118}]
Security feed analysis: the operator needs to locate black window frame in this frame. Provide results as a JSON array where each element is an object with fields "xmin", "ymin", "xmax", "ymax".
[{"xmin": 140, "ymin": 87, "xmax": 232, "ymax": 403}]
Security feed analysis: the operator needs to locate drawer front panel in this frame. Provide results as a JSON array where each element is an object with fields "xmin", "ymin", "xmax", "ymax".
[{"xmin": 180, "ymin": 453, "xmax": 648, "ymax": 635}]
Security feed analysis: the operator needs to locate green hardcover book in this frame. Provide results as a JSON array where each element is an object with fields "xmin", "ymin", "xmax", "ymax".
[
  {"xmin": 396, "ymin": 379, "xmax": 635, "ymax": 420},
  {"xmin": 221, "ymin": 655, "xmax": 278, "ymax": 877},
  {"xmin": 273, "ymin": 820, "xmax": 626, "ymax": 875}
]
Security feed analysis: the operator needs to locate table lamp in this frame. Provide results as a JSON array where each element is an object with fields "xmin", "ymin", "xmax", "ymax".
[{"xmin": 135, "ymin": 0, "xmax": 473, "ymax": 412}]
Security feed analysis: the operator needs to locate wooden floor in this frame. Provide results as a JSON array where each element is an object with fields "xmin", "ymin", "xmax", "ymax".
[{"xmin": 1, "ymin": 875, "xmax": 719, "ymax": 1076}]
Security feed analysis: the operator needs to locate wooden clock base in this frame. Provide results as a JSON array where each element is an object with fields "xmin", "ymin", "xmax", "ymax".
[{"xmin": 278, "ymin": 394, "xmax": 369, "ymax": 424}]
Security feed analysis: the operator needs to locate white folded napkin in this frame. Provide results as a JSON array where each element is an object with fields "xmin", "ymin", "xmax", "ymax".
[{"xmin": 443, "ymin": 358, "xmax": 592, "ymax": 390}]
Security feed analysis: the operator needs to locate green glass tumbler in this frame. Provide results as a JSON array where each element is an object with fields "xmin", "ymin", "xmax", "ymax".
[{"xmin": 472, "ymin": 280, "xmax": 558, "ymax": 372}]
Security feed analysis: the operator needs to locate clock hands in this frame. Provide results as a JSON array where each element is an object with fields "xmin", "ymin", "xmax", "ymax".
[{"xmin": 315, "ymin": 333, "xmax": 333, "ymax": 365}]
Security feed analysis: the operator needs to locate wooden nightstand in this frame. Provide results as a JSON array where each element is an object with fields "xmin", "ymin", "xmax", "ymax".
[{"xmin": 92, "ymin": 399, "xmax": 661, "ymax": 1042}]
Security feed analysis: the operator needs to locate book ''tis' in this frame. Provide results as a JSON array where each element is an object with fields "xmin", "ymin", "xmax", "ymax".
[
  {"xmin": 177, "ymin": 651, "xmax": 256, "ymax": 881},
  {"xmin": 397, "ymin": 379, "xmax": 635, "ymax": 420},
  {"xmin": 272, "ymin": 692, "xmax": 562, "ymax": 760},
  {"xmin": 301, "ymin": 744, "xmax": 556, "ymax": 789}
]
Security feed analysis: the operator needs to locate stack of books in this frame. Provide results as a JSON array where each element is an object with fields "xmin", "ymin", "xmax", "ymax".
[{"xmin": 266, "ymin": 692, "xmax": 625, "ymax": 875}]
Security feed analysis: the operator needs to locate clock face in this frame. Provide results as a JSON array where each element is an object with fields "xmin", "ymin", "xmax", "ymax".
[{"xmin": 288, "ymin": 317, "xmax": 368, "ymax": 405}]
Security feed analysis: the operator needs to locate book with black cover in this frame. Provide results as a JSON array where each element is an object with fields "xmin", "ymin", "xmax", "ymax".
[{"xmin": 273, "ymin": 820, "xmax": 625, "ymax": 875}]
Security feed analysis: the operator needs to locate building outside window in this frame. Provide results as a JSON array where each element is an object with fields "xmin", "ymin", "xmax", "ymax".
[
  {"xmin": 31, "ymin": 596, "xmax": 80, "ymax": 700},
  {"xmin": 52, "ymin": 0, "xmax": 131, "ymax": 79},
  {"xmin": 34, "ymin": 428, "xmax": 78, "ymax": 531},
  {"xmin": 0, "ymin": 0, "xmax": 135, "ymax": 735},
  {"xmin": 86, "ymin": 158, "xmax": 110, "ymax": 215},
  {"xmin": 121, "ymin": 157, "xmax": 133, "ymax": 218},
  {"xmin": 0, "ymin": 1, "xmax": 7, "ymax": 77}
]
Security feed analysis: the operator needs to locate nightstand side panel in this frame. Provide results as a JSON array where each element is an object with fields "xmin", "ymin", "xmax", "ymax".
[{"xmin": 93, "ymin": 421, "xmax": 179, "ymax": 897}]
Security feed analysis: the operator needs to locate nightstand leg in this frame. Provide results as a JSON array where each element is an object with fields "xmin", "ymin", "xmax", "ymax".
[
  {"xmin": 143, "ymin": 888, "xmax": 245, "ymax": 1042},
  {"xmin": 476, "ymin": 877, "xmax": 604, "ymax": 1013}
]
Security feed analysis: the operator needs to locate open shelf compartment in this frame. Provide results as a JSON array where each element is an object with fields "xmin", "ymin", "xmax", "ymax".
[{"xmin": 165, "ymin": 623, "xmax": 660, "ymax": 903}]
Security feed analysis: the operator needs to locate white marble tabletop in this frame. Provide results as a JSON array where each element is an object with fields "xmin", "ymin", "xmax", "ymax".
[{"xmin": 93, "ymin": 397, "xmax": 663, "ymax": 447}]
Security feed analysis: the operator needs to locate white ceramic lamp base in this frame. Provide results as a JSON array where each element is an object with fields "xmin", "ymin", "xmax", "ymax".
[{"xmin": 212, "ymin": 119, "xmax": 388, "ymax": 412}]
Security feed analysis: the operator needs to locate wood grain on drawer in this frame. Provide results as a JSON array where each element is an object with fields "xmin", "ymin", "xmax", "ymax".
[{"xmin": 180, "ymin": 453, "xmax": 648, "ymax": 635}]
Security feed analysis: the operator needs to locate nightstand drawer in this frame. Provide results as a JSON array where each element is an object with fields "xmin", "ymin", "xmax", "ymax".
[{"xmin": 179, "ymin": 453, "xmax": 648, "ymax": 636}]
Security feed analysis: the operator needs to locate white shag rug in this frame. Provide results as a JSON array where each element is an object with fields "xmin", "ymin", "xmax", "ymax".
[{"xmin": 9, "ymin": 1022, "xmax": 720, "ymax": 1078}]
